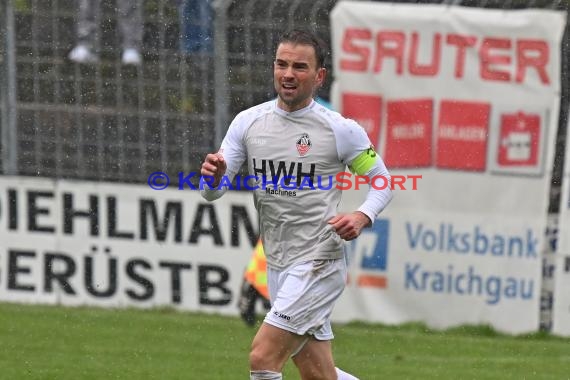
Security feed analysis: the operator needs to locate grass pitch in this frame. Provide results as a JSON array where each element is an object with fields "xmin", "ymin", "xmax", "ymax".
[{"xmin": 0, "ymin": 302, "xmax": 568, "ymax": 379}]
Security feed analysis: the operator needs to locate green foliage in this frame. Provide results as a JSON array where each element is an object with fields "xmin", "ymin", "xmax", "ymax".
[
  {"xmin": 0, "ymin": 302, "xmax": 568, "ymax": 379},
  {"xmin": 13, "ymin": 0, "xmax": 31, "ymax": 12}
]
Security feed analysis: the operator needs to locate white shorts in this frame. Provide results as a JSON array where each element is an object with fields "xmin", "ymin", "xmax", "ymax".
[{"xmin": 264, "ymin": 258, "xmax": 347, "ymax": 341}]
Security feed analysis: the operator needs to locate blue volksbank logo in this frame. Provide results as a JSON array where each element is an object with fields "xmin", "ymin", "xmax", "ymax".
[{"xmin": 348, "ymin": 219, "xmax": 390, "ymax": 288}]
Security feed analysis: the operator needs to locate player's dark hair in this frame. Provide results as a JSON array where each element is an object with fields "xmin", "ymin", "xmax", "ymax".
[{"xmin": 277, "ymin": 29, "xmax": 327, "ymax": 69}]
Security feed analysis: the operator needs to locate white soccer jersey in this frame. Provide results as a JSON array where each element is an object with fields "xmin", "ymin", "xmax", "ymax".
[{"xmin": 202, "ymin": 99, "xmax": 392, "ymax": 270}]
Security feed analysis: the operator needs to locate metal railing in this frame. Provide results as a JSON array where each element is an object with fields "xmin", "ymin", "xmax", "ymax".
[
  {"xmin": 1, "ymin": 0, "xmax": 567, "ymax": 185},
  {"xmin": 0, "ymin": 0, "xmax": 338, "ymax": 184}
]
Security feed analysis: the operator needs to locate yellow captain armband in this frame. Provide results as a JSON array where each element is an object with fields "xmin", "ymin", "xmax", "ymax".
[{"xmin": 348, "ymin": 146, "xmax": 378, "ymax": 175}]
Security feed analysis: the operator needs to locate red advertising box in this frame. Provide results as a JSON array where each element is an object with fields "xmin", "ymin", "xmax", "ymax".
[
  {"xmin": 385, "ymin": 99, "xmax": 433, "ymax": 168},
  {"xmin": 436, "ymin": 100, "xmax": 490, "ymax": 171},
  {"xmin": 342, "ymin": 93, "xmax": 382, "ymax": 148}
]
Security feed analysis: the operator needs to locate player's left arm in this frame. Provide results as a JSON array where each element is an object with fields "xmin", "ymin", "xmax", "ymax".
[{"xmin": 334, "ymin": 119, "xmax": 393, "ymax": 227}]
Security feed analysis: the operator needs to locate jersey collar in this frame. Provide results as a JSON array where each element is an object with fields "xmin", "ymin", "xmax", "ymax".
[{"xmin": 273, "ymin": 99, "xmax": 315, "ymax": 117}]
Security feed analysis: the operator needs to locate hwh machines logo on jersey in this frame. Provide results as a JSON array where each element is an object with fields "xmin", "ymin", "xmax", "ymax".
[{"xmin": 252, "ymin": 158, "xmax": 316, "ymax": 188}]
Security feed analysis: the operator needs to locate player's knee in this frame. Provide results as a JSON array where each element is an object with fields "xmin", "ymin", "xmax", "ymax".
[
  {"xmin": 249, "ymin": 347, "xmax": 270, "ymax": 370},
  {"xmin": 250, "ymin": 344, "xmax": 289, "ymax": 373}
]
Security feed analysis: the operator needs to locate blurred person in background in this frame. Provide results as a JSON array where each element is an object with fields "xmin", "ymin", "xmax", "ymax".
[
  {"xmin": 201, "ymin": 29, "xmax": 392, "ymax": 380},
  {"xmin": 178, "ymin": 0, "xmax": 214, "ymax": 55},
  {"xmin": 238, "ymin": 238, "xmax": 271, "ymax": 327},
  {"xmin": 68, "ymin": 0, "xmax": 143, "ymax": 66}
]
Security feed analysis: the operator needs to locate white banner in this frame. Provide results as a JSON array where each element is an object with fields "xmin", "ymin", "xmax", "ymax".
[
  {"xmin": 552, "ymin": 105, "xmax": 570, "ymax": 336},
  {"xmin": 331, "ymin": 2, "xmax": 566, "ymax": 333},
  {"xmin": 0, "ymin": 177, "xmax": 258, "ymax": 314}
]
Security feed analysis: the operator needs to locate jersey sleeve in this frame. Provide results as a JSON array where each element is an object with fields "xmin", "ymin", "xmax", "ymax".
[
  {"xmin": 201, "ymin": 112, "xmax": 248, "ymax": 201},
  {"xmin": 219, "ymin": 112, "xmax": 248, "ymax": 174},
  {"xmin": 355, "ymin": 156, "xmax": 393, "ymax": 223},
  {"xmin": 335, "ymin": 118, "xmax": 393, "ymax": 223},
  {"xmin": 335, "ymin": 118, "xmax": 373, "ymax": 165}
]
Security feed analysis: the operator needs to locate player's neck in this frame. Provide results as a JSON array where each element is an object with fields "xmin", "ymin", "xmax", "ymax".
[{"xmin": 277, "ymin": 98, "xmax": 312, "ymax": 113}]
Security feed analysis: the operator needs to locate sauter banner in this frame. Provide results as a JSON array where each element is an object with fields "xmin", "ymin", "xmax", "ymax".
[{"xmin": 331, "ymin": 3, "xmax": 566, "ymax": 334}]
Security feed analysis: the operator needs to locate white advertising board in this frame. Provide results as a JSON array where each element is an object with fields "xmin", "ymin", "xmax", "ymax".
[
  {"xmin": 0, "ymin": 177, "xmax": 257, "ymax": 315},
  {"xmin": 331, "ymin": 2, "xmax": 566, "ymax": 333}
]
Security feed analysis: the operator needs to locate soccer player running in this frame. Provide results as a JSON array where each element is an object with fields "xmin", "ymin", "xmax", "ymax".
[{"xmin": 201, "ymin": 29, "xmax": 392, "ymax": 380}]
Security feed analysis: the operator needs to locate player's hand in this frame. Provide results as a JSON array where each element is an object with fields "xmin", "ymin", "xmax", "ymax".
[
  {"xmin": 328, "ymin": 212, "xmax": 371, "ymax": 241},
  {"xmin": 201, "ymin": 153, "xmax": 227, "ymax": 187}
]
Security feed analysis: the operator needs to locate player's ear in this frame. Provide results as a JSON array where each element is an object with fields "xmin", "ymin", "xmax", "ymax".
[{"xmin": 316, "ymin": 67, "xmax": 326, "ymax": 86}]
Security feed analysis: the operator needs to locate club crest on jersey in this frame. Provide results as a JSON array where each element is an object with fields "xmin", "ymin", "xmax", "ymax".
[{"xmin": 296, "ymin": 133, "xmax": 311, "ymax": 156}]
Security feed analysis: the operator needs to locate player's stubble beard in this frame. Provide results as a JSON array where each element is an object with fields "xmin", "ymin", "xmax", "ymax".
[{"xmin": 275, "ymin": 84, "xmax": 318, "ymax": 112}]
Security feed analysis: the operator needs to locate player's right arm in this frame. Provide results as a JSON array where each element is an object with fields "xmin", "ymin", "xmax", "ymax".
[{"xmin": 200, "ymin": 112, "xmax": 248, "ymax": 201}]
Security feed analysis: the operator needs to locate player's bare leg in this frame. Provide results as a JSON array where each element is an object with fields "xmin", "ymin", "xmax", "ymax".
[
  {"xmin": 292, "ymin": 339, "xmax": 359, "ymax": 380},
  {"xmin": 291, "ymin": 338, "xmax": 337, "ymax": 380},
  {"xmin": 249, "ymin": 322, "xmax": 306, "ymax": 378}
]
